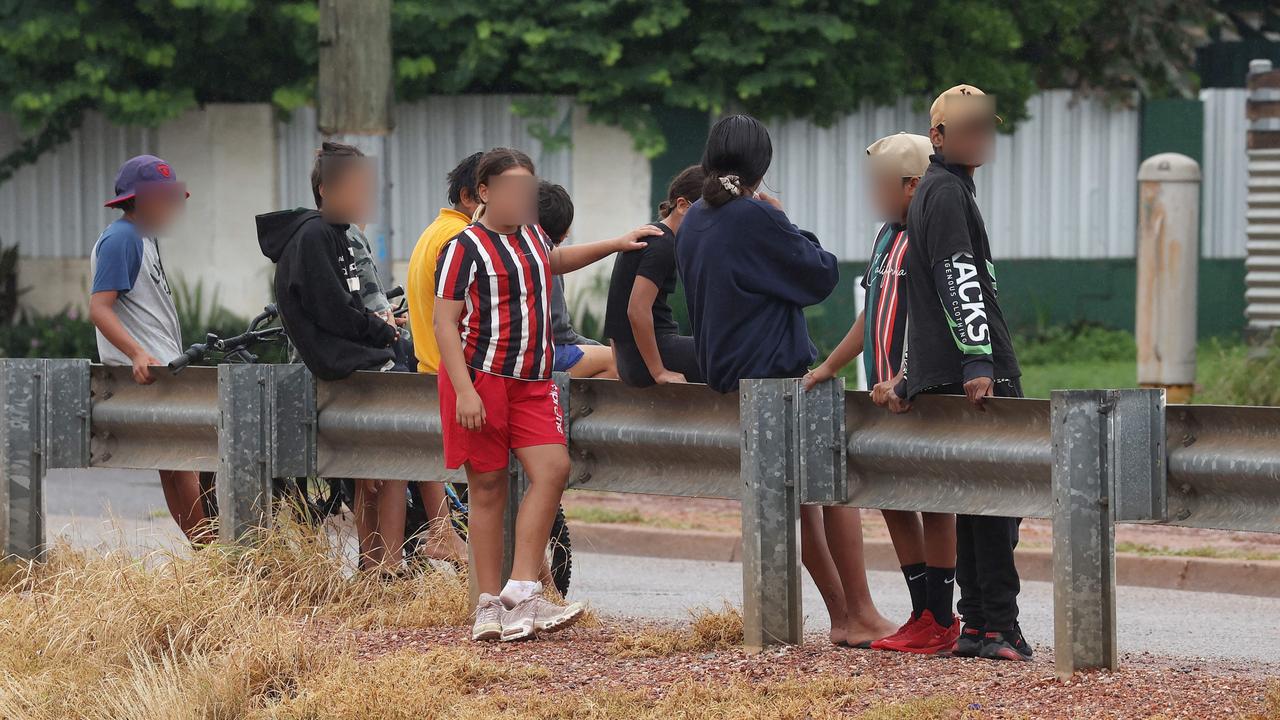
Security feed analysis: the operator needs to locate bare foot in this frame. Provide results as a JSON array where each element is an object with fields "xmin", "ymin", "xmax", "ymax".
[
  {"xmin": 422, "ymin": 528, "xmax": 468, "ymax": 564},
  {"xmin": 845, "ymin": 614, "xmax": 898, "ymax": 648},
  {"xmin": 829, "ymin": 626, "xmax": 848, "ymax": 646}
]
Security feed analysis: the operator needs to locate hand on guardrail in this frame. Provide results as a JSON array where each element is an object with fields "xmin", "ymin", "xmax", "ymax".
[
  {"xmin": 131, "ymin": 351, "xmax": 162, "ymax": 385},
  {"xmin": 654, "ymin": 369, "xmax": 687, "ymax": 385},
  {"xmin": 871, "ymin": 376, "xmax": 912, "ymax": 414},
  {"xmin": 964, "ymin": 376, "xmax": 995, "ymax": 411},
  {"xmin": 801, "ymin": 364, "xmax": 834, "ymax": 391}
]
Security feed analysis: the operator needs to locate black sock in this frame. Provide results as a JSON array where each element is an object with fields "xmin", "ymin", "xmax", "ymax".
[
  {"xmin": 900, "ymin": 562, "xmax": 927, "ymax": 618},
  {"xmin": 925, "ymin": 566, "xmax": 956, "ymax": 626}
]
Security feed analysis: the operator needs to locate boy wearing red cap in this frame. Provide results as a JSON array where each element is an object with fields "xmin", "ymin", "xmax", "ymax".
[{"xmin": 88, "ymin": 154, "xmax": 209, "ymax": 543}]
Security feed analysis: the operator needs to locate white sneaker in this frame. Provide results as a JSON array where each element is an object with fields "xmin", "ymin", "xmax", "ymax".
[
  {"xmin": 499, "ymin": 595, "xmax": 586, "ymax": 642},
  {"xmin": 471, "ymin": 593, "xmax": 504, "ymax": 642}
]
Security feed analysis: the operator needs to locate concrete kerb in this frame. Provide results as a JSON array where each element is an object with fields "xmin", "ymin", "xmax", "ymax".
[{"xmin": 571, "ymin": 522, "xmax": 1280, "ymax": 599}]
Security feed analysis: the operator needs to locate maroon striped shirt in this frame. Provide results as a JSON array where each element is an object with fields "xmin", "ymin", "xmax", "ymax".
[{"xmin": 435, "ymin": 223, "xmax": 555, "ymax": 380}]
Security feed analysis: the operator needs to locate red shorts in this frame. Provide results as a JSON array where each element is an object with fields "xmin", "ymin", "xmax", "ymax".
[{"xmin": 439, "ymin": 369, "xmax": 566, "ymax": 473}]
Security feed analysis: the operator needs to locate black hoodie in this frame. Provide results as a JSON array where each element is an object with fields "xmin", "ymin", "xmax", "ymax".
[{"xmin": 257, "ymin": 209, "xmax": 396, "ymax": 380}]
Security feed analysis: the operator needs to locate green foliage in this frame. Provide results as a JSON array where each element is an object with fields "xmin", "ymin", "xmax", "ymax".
[
  {"xmin": 2, "ymin": 0, "xmax": 1223, "ymax": 174},
  {"xmin": 0, "ymin": 307, "xmax": 98, "ymax": 360},
  {"xmin": 0, "ymin": 0, "xmax": 316, "ymax": 180},
  {"xmin": 170, "ymin": 275, "xmax": 242, "ymax": 350},
  {"xmin": 1197, "ymin": 336, "xmax": 1280, "ymax": 407},
  {"xmin": 1014, "ymin": 322, "xmax": 1137, "ymax": 365}
]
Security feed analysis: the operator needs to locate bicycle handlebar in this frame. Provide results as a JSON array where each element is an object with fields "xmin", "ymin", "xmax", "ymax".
[{"xmin": 168, "ymin": 344, "xmax": 206, "ymax": 371}]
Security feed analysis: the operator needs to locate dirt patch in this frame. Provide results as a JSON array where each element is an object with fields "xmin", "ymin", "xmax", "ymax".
[{"xmin": 341, "ymin": 619, "xmax": 1278, "ymax": 719}]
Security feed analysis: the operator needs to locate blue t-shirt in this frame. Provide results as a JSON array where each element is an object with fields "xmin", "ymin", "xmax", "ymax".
[{"xmin": 90, "ymin": 219, "xmax": 144, "ymax": 294}]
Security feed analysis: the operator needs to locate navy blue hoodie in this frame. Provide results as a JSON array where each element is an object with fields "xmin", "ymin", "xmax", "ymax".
[{"xmin": 675, "ymin": 197, "xmax": 839, "ymax": 393}]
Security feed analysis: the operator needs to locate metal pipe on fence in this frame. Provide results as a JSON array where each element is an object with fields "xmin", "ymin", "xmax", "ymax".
[
  {"xmin": 1165, "ymin": 404, "xmax": 1280, "ymax": 532},
  {"xmin": 90, "ymin": 365, "xmax": 220, "ymax": 472},
  {"xmin": 842, "ymin": 392, "xmax": 1052, "ymax": 518},
  {"xmin": 566, "ymin": 378, "xmax": 740, "ymax": 499},
  {"xmin": 1136, "ymin": 153, "xmax": 1201, "ymax": 404}
]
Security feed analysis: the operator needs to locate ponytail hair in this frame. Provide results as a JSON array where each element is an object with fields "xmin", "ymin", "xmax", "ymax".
[
  {"xmin": 699, "ymin": 114, "xmax": 772, "ymax": 208},
  {"xmin": 659, "ymin": 165, "xmax": 706, "ymax": 218}
]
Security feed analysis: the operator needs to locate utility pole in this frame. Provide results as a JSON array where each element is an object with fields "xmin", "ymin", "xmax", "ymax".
[{"xmin": 317, "ymin": 0, "xmax": 395, "ymax": 285}]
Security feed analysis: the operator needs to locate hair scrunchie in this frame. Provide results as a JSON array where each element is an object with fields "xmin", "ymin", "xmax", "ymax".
[{"xmin": 718, "ymin": 174, "xmax": 742, "ymax": 197}]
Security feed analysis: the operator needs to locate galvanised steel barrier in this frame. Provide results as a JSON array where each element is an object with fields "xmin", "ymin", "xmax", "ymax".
[{"xmin": 2, "ymin": 359, "xmax": 1278, "ymax": 680}]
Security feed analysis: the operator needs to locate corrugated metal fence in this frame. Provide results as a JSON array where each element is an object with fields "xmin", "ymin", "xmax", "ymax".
[
  {"xmin": 1202, "ymin": 88, "xmax": 1250, "ymax": 259},
  {"xmin": 276, "ymin": 96, "xmax": 574, "ymax": 262},
  {"xmin": 0, "ymin": 113, "xmax": 155, "ymax": 258},
  {"xmin": 766, "ymin": 91, "xmax": 1143, "ymax": 260},
  {"xmin": 0, "ymin": 92, "xmax": 1254, "ymax": 263}
]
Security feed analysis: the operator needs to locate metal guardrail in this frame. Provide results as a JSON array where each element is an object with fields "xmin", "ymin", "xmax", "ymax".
[{"xmin": 1, "ymin": 359, "xmax": 1277, "ymax": 680}]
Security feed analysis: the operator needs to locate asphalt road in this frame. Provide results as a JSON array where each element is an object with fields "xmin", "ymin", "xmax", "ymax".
[{"xmin": 41, "ymin": 469, "xmax": 1280, "ymax": 666}]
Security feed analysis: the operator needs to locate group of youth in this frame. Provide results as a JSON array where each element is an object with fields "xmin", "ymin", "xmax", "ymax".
[{"xmin": 86, "ymin": 82, "xmax": 1030, "ymax": 660}]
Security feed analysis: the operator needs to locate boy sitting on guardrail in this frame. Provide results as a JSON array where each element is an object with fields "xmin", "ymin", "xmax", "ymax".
[
  {"xmin": 88, "ymin": 154, "xmax": 211, "ymax": 544},
  {"xmin": 876, "ymin": 85, "xmax": 1031, "ymax": 662},
  {"xmin": 256, "ymin": 141, "xmax": 407, "ymax": 575},
  {"xmin": 433, "ymin": 148, "xmax": 658, "ymax": 642},
  {"xmin": 804, "ymin": 133, "xmax": 961, "ymax": 655}
]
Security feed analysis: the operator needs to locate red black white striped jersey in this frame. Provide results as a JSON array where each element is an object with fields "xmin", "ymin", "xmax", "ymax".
[
  {"xmin": 860, "ymin": 223, "xmax": 910, "ymax": 384},
  {"xmin": 435, "ymin": 223, "xmax": 556, "ymax": 380}
]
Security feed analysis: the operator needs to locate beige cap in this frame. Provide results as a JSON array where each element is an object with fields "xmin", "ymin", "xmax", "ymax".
[
  {"xmin": 929, "ymin": 84, "xmax": 1003, "ymax": 128},
  {"xmin": 866, "ymin": 132, "xmax": 933, "ymax": 178}
]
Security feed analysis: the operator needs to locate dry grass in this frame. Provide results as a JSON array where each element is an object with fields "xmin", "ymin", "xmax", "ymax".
[
  {"xmin": 0, "ymin": 521, "xmax": 971, "ymax": 719},
  {"xmin": 609, "ymin": 602, "xmax": 743, "ymax": 658},
  {"xmin": 0, "ymin": 518, "xmax": 472, "ymax": 719}
]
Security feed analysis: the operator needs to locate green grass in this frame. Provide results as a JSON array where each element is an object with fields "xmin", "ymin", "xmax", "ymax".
[
  {"xmin": 1115, "ymin": 541, "xmax": 1280, "ymax": 562},
  {"xmin": 562, "ymin": 507, "xmax": 647, "ymax": 526}
]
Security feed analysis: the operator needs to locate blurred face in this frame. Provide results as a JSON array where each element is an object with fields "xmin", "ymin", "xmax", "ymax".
[
  {"xmin": 870, "ymin": 172, "xmax": 916, "ymax": 223},
  {"xmin": 938, "ymin": 116, "xmax": 996, "ymax": 167},
  {"xmin": 132, "ymin": 183, "xmax": 187, "ymax": 234},
  {"xmin": 478, "ymin": 166, "xmax": 537, "ymax": 228},
  {"xmin": 320, "ymin": 159, "xmax": 376, "ymax": 224}
]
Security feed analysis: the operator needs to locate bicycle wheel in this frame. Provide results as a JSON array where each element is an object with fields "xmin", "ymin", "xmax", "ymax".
[
  {"xmin": 548, "ymin": 506, "xmax": 572, "ymax": 597},
  {"xmin": 198, "ymin": 471, "xmax": 218, "ymax": 519},
  {"xmin": 195, "ymin": 473, "xmax": 341, "ymax": 527}
]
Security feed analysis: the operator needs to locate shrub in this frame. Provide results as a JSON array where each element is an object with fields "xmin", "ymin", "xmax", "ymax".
[
  {"xmin": 1198, "ymin": 335, "xmax": 1280, "ymax": 407},
  {"xmin": 1014, "ymin": 322, "xmax": 1137, "ymax": 366},
  {"xmin": 0, "ymin": 307, "xmax": 98, "ymax": 360}
]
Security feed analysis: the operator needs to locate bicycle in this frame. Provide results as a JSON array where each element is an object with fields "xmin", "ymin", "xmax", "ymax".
[
  {"xmin": 169, "ymin": 304, "xmax": 346, "ymax": 525},
  {"xmin": 171, "ymin": 293, "xmax": 574, "ymax": 596}
]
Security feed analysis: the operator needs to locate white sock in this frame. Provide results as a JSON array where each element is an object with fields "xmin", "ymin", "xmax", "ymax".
[{"xmin": 500, "ymin": 580, "xmax": 542, "ymax": 608}]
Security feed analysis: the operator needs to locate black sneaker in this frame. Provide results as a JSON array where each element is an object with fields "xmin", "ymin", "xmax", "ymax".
[
  {"xmin": 979, "ymin": 628, "xmax": 1033, "ymax": 661},
  {"xmin": 952, "ymin": 624, "xmax": 984, "ymax": 658}
]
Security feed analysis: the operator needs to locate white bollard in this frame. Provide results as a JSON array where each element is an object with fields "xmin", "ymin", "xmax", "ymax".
[{"xmin": 1136, "ymin": 153, "xmax": 1201, "ymax": 404}]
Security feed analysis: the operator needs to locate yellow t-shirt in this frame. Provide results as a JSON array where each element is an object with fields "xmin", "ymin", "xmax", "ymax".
[{"xmin": 407, "ymin": 207, "xmax": 471, "ymax": 373}]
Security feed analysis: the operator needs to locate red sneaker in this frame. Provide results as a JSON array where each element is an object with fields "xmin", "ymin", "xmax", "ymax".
[
  {"xmin": 870, "ymin": 611, "xmax": 929, "ymax": 652},
  {"xmin": 899, "ymin": 613, "xmax": 961, "ymax": 655}
]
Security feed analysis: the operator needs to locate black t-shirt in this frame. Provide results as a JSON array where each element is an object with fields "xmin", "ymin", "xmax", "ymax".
[
  {"xmin": 604, "ymin": 222, "xmax": 679, "ymax": 344},
  {"xmin": 902, "ymin": 156, "xmax": 1020, "ymax": 397}
]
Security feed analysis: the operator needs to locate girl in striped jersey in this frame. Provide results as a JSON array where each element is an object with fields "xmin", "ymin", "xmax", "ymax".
[
  {"xmin": 433, "ymin": 148, "xmax": 660, "ymax": 642},
  {"xmin": 804, "ymin": 133, "xmax": 960, "ymax": 654}
]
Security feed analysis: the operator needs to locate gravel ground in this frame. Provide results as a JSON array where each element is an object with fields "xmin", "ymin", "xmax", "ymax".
[{"xmin": 342, "ymin": 621, "xmax": 1277, "ymax": 719}]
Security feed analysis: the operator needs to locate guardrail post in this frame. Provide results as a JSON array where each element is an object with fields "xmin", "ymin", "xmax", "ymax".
[
  {"xmin": 797, "ymin": 377, "xmax": 847, "ymax": 504},
  {"xmin": 739, "ymin": 378, "xmax": 802, "ymax": 649},
  {"xmin": 270, "ymin": 364, "xmax": 316, "ymax": 480},
  {"xmin": 217, "ymin": 364, "xmax": 274, "ymax": 544},
  {"xmin": 1051, "ymin": 390, "xmax": 1120, "ymax": 678},
  {"xmin": 1, "ymin": 359, "xmax": 45, "ymax": 559}
]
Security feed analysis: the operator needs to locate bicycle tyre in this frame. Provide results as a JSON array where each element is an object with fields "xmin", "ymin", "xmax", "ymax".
[
  {"xmin": 548, "ymin": 505, "xmax": 572, "ymax": 597},
  {"xmin": 197, "ymin": 472, "xmax": 342, "ymax": 527}
]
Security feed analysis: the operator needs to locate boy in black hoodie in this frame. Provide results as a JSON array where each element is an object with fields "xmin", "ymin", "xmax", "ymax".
[{"xmin": 256, "ymin": 141, "xmax": 405, "ymax": 573}]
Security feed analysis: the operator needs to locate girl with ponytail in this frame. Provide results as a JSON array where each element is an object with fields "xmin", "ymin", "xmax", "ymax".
[{"xmin": 674, "ymin": 114, "xmax": 897, "ymax": 648}]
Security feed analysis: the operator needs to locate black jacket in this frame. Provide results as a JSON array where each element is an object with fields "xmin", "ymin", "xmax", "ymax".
[{"xmin": 256, "ymin": 209, "xmax": 396, "ymax": 380}]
